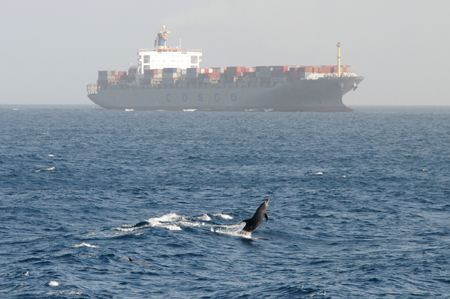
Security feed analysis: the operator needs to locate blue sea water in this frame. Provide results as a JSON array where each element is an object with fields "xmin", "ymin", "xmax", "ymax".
[{"xmin": 1, "ymin": 105, "xmax": 450, "ymax": 298}]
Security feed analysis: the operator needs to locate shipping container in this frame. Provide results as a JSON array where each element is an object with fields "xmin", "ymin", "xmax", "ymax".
[
  {"xmin": 163, "ymin": 68, "xmax": 178, "ymax": 73},
  {"xmin": 97, "ymin": 80, "xmax": 108, "ymax": 86},
  {"xmin": 272, "ymin": 77, "xmax": 286, "ymax": 83},
  {"xmin": 162, "ymin": 73, "xmax": 178, "ymax": 78},
  {"xmin": 163, "ymin": 78, "xmax": 175, "ymax": 84},
  {"xmin": 259, "ymin": 77, "xmax": 272, "ymax": 83},
  {"xmin": 186, "ymin": 78, "xmax": 198, "ymax": 84}
]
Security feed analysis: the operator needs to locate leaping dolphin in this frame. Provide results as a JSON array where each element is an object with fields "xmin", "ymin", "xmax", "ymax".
[{"xmin": 242, "ymin": 199, "xmax": 269, "ymax": 233}]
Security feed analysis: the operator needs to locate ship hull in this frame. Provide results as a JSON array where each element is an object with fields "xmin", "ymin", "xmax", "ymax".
[{"xmin": 88, "ymin": 77, "xmax": 363, "ymax": 112}]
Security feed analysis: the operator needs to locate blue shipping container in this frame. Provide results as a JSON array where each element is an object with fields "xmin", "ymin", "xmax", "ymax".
[{"xmin": 163, "ymin": 68, "xmax": 178, "ymax": 73}]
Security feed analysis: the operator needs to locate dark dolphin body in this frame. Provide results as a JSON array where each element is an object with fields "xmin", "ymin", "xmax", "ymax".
[{"xmin": 242, "ymin": 199, "xmax": 269, "ymax": 233}]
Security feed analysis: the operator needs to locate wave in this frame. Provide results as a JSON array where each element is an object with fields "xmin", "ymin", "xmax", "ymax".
[
  {"xmin": 211, "ymin": 213, "xmax": 233, "ymax": 220},
  {"xmin": 115, "ymin": 213, "xmax": 183, "ymax": 232},
  {"xmin": 34, "ymin": 166, "xmax": 55, "ymax": 172},
  {"xmin": 196, "ymin": 214, "xmax": 212, "ymax": 221},
  {"xmin": 114, "ymin": 213, "xmax": 255, "ymax": 239},
  {"xmin": 73, "ymin": 242, "xmax": 99, "ymax": 248}
]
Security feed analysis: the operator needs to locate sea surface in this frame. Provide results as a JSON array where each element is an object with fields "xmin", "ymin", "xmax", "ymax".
[{"xmin": 1, "ymin": 105, "xmax": 450, "ymax": 298}]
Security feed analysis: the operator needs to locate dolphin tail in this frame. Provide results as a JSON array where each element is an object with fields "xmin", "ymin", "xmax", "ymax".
[{"xmin": 265, "ymin": 213, "xmax": 269, "ymax": 221}]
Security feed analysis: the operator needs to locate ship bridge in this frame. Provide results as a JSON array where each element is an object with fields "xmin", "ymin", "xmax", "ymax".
[{"xmin": 138, "ymin": 26, "xmax": 202, "ymax": 73}]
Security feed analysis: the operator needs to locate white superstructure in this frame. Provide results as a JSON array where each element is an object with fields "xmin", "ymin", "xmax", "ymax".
[{"xmin": 138, "ymin": 26, "xmax": 202, "ymax": 74}]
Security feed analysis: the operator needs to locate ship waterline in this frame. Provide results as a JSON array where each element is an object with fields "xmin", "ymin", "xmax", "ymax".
[{"xmin": 88, "ymin": 76, "xmax": 363, "ymax": 112}]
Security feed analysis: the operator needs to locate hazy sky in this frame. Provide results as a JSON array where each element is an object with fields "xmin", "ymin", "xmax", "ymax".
[{"xmin": 1, "ymin": 0, "xmax": 449, "ymax": 106}]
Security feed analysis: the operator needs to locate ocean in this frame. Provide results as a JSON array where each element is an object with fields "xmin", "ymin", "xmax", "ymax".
[{"xmin": 1, "ymin": 105, "xmax": 450, "ymax": 298}]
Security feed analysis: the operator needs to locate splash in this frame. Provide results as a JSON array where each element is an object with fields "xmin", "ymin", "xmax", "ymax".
[
  {"xmin": 115, "ymin": 213, "xmax": 183, "ymax": 232},
  {"xmin": 212, "ymin": 223, "xmax": 252, "ymax": 239},
  {"xmin": 196, "ymin": 214, "xmax": 212, "ymax": 221},
  {"xmin": 212, "ymin": 213, "xmax": 233, "ymax": 220},
  {"xmin": 73, "ymin": 242, "xmax": 99, "ymax": 248},
  {"xmin": 34, "ymin": 166, "xmax": 55, "ymax": 173}
]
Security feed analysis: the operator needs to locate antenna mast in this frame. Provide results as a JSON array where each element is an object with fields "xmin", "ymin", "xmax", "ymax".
[{"xmin": 337, "ymin": 42, "xmax": 341, "ymax": 77}]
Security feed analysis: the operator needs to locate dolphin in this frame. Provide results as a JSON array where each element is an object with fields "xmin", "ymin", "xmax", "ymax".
[{"xmin": 242, "ymin": 199, "xmax": 269, "ymax": 233}]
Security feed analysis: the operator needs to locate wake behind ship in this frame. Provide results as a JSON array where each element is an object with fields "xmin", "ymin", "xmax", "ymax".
[{"xmin": 87, "ymin": 26, "xmax": 363, "ymax": 112}]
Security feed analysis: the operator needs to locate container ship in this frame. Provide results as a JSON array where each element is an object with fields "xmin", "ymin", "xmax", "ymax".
[{"xmin": 87, "ymin": 26, "xmax": 363, "ymax": 112}]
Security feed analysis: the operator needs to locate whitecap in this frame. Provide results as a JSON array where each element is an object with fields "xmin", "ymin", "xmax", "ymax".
[
  {"xmin": 212, "ymin": 213, "xmax": 234, "ymax": 220},
  {"xmin": 47, "ymin": 154, "xmax": 55, "ymax": 157},
  {"xmin": 313, "ymin": 172, "xmax": 323, "ymax": 175},
  {"xmin": 48, "ymin": 281, "xmax": 59, "ymax": 286},
  {"xmin": 35, "ymin": 166, "xmax": 55, "ymax": 173},
  {"xmin": 421, "ymin": 168, "xmax": 428, "ymax": 172},
  {"xmin": 125, "ymin": 109, "xmax": 134, "ymax": 111},
  {"xmin": 197, "ymin": 214, "xmax": 212, "ymax": 221},
  {"xmin": 309, "ymin": 291, "xmax": 327, "ymax": 297},
  {"xmin": 73, "ymin": 242, "xmax": 99, "ymax": 248}
]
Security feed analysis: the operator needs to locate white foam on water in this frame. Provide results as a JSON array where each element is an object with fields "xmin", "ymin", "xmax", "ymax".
[
  {"xmin": 47, "ymin": 154, "xmax": 55, "ymax": 157},
  {"xmin": 309, "ymin": 291, "xmax": 327, "ymax": 297},
  {"xmin": 213, "ymin": 223, "xmax": 253, "ymax": 239},
  {"xmin": 73, "ymin": 242, "xmax": 99, "ymax": 248},
  {"xmin": 147, "ymin": 213, "xmax": 183, "ymax": 230},
  {"xmin": 116, "ymin": 212, "xmax": 241, "ymax": 234},
  {"xmin": 125, "ymin": 109, "xmax": 134, "ymax": 111},
  {"xmin": 212, "ymin": 213, "xmax": 234, "ymax": 220},
  {"xmin": 48, "ymin": 280, "xmax": 59, "ymax": 286},
  {"xmin": 34, "ymin": 166, "xmax": 55, "ymax": 173},
  {"xmin": 197, "ymin": 214, "xmax": 212, "ymax": 221},
  {"xmin": 313, "ymin": 172, "xmax": 323, "ymax": 175},
  {"xmin": 47, "ymin": 291, "xmax": 84, "ymax": 296}
]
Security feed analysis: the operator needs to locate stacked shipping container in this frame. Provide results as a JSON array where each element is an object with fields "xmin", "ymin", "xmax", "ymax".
[{"xmin": 96, "ymin": 65, "xmax": 356, "ymax": 87}]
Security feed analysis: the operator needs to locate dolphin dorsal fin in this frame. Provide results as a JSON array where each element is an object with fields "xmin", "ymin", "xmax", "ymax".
[{"xmin": 243, "ymin": 218, "xmax": 252, "ymax": 223}]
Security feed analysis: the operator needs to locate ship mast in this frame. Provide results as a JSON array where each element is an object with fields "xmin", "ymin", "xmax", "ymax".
[
  {"xmin": 156, "ymin": 26, "xmax": 171, "ymax": 50},
  {"xmin": 337, "ymin": 42, "xmax": 341, "ymax": 77}
]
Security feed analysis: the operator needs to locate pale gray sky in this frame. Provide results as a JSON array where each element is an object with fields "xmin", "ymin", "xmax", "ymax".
[{"xmin": 1, "ymin": 0, "xmax": 449, "ymax": 106}]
